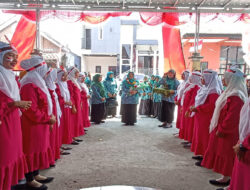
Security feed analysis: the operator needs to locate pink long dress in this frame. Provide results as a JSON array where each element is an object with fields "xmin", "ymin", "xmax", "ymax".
[
  {"xmin": 202, "ymin": 96, "xmax": 244, "ymax": 176},
  {"xmin": 0, "ymin": 91, "xmax": 27, "ymax": 190},
  {"xmin": 55, "ymin": 84, "xmax": 72, "ymax": 145},
  {"xmin": 80, "ymin": 89, "xmax": 91, "ymax": 128},
  {"xmin": 67, "ymin": 80, "xmax": 85, "ymax": 137},
  {"xmin": 20, "ymin": 83, "xmax": 53, "ymax": 173},
  {"xmin": 191, "ymin": 93, "xmax": 219, "ymax": 156},
  {"xmin": 228, "ymin": 135, "xmax": 250, "ymax": 190},
  {"xmin": 179, "ymin": 85, "xmax": 200, "ymax": 142},
  {"xmin": 49, "ymin": 89, "xmax": 60, "ymax": 163}
]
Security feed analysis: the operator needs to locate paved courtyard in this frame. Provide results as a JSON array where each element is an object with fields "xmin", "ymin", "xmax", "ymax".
[{"xmin": 42, "ymin": 115, "xmax": 219, "ymax": 190}]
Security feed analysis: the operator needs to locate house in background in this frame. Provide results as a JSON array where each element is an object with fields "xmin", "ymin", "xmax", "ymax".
[
  {"xmin": 0, "ymin": 16, "xmax": 81, "ymax": 70},
  {"xmin": 80, "ymin": 16, "xmax": 163, "ymax": 78},
  {"xmin": 182, "ymin": 33, "xmax": 250, "ymax": 75},
  {"xmin": 81, "ymin": 17, "xmax": 120, "ymax": 77}
]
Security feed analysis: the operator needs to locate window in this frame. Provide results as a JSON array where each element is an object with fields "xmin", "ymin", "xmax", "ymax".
[
  {"xmin": 122, "ymin": 60, "xmax": 130, "ymax": 65},
  {"xmin": 219, "ymin": 46, "xmax": 249, "ymax": 75},
  {"xmin": 122, "ymin": 44, "xmax": 131, "ymax": 59},
  {"xmin": 109, "ymin": 66, "xmax": 117, "ymax": 76},
  {"xmin": 138, "ymin": 56, "xmax": 153, "ymax": 76},
  {"xmin": 86, "ymin": 29, "xmax": 91, "ymax": 49},
  {"xmin": 122, "ymin": 65, "xmax": 130, "ymax": 73},
  {"xmin": 81, "ymin": 28, "xmax": 91, "ymax": 50},
  {"xmin": 98, "ymin": 26, "xmax": 103, "ymax": 40},
  {"xmin": 96, "ymin": 66, "xmax": 101, "ymax": 73}
]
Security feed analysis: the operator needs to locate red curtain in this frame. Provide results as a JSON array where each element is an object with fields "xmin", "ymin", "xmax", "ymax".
[
  {"xmin": 3, "ymin": 10, "xmax": 131, "ymax": 24},
  {"xmin": 162, "ymin": 25, "xmax": 186, "ymax": 79},
  {"xmin": 11, "ymin": 16, "xmax": 36, "ymax": 70}
]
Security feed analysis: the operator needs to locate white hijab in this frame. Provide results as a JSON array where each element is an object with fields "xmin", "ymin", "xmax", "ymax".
[
  {"xmin": 67, "ymin": 66, "xmax": 81, "ymax": 90},
  {"xmin": 191, "ymin": 70, "xmax": 222, "ymax": 117},
  {"xmin": 45, "ymin": 68, "xmax": 62, "ymax": 126},
  {"xmin": 0, "ymin": 42, "xmax": 20, "ymax": 101},
  {"xmin": 181, "ymin": 71, "xmax": 202, "ymax": 106},
  {"xmin": 77, "ymin": 72, "xmax": 90, "ymax": 96},
  {"xmin": 57, "ymin": 69, "xmax": 71, "ymax": 103},
  {"xmin": 209, "ymin": 69, "xmax": 248, "ymax": 133},
  {"xmin": 20, "ymin": 56, "xmax": 53, "ymax": 115},
  {"xmin": 177, "ymin": 70, "xmax": 190, "ymax": 101},
  {"xmin": 239, "ymin": 97, "xmax": 250, "ymax": 143}
]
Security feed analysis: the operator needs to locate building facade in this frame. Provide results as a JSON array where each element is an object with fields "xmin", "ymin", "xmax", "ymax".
[
  {"xmin": 182, "ymin": 33, "xmax": 250, "ymax": 75},
  {"xmin": 81, "ymin": 16, "xmax": 163, "ymax": 78}
]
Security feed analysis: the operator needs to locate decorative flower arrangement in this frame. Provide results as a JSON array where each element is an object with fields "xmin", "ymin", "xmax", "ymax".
[{"xmin": 126, "ymin": 78, "xmax": 137, "ymax": 86}]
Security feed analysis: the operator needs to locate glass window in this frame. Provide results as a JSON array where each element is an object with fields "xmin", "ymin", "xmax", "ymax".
[
  {"xmin": 122, "ymin": 65, "xmax": 130, "ymax": 73},
  {"xmin": 86, "ymin": 29, "xmax": 91, "ymax": 50},
  {"xmin": 122, "ymin": 44, "xmax": 131, "ymax": 59},
  {"xmin": 96, "ymin": 66, "xmax": 101, "ymax": 73},
  {"xmin": 122, "ymin": 60, "xmax": 130, "ymax": 65}
]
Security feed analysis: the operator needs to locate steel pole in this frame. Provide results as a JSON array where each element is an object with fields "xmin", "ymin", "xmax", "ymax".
[{"xmin": 36, "ymin": 8, "xmax": 40, "ymax": 50}]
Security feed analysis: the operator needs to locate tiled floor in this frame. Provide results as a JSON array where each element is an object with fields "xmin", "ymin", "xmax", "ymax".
[{"xmin": 80, "ymin": 186, "xmax": 159, "ymax": 190}]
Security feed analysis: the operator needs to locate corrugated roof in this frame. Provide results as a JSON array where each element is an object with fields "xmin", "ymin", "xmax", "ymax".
[{"xmin": 0, "ymin": 0, "xmax": 249, "ymax": 13}]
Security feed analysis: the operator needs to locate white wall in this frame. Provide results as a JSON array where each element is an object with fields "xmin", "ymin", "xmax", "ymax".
[{"xmin": 82, "ymin": 56, "xmax": 117, "ymax": 76}]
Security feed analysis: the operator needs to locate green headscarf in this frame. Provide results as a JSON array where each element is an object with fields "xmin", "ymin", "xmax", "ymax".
[
  {"xmin": 92, "ymin": 74, "xmax": 106, "ymax": 97},
  {"xmin": 154, "ymin": 75, "xmax": 161, "ymax": 87},
  {"xmin": 105, "ymin": 71, "xmax": 114, "ymax": 82}
]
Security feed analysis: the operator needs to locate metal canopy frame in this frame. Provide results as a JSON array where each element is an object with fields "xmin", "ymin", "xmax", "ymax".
[{"xmin": 0, "ymin": 0, "xmax": 249, "ymax": 13}]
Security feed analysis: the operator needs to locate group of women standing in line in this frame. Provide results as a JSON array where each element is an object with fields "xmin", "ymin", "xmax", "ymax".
[
  {"xmin": 138, "ymin": 70, "xmax": 180, "ymax": 129},
  {"xmin": 0, "ymin": 41, "xmax": 91, "ymax": 190},
  {"xmin": 175, "ymin": 68, "xmax": 249, "ymax": 190},
  {"xmin": 1, "ymin": 39, "xmax": 249, "ymax": 190}
]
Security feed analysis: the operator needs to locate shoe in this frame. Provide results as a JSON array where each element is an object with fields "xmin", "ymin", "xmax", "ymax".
[
  {"xmin": 195, "ymin": 161, "xmax": 202, "ymax": 167},
  {"xmin": 183, "ymin": 143, "xmax": 191, "ymax": 148},
  {"xmin": 60, "ymin": 151, "xmax": 70, "ymax": 155},
  {"xmin": 192, "ymin": 155, "xmax": 203, "ymax": 161},
  {"xmin": 11, "ymin": 184, "xmax": 26, "ymax": 190},
  {"xmin": 84, "ymin": 129, "xmax": 88, "ymax": 132},
  {"xmin": 158, "ymin": 124, "xmax": 166, "ymax": 128},
  {"xmin": 209, "ymin": 179, "xmax": 230, "ymax": 187},
  {"xmin": 71, "ymin": 141, "xmax": 79, "ymax": 145},
  {"xmin": 216, "ymin": 188, "xmax": 225, "ymax": 190},
  {"xmin": 101, "ymin": 121, "xmax": 105, "ymax": 123},
  {"xmin": 75, "ymin": 139, "xmax": 83, "ymax": 142},
  {"xmin": 61, "ymin": 147, "xmax": 72, "ymax": 150},
  {"xmin": 163, "ymin": 125, "xmax": 172, "ymax": 128},
  {"xmin": 36, "ymin": 177, "xmax": 54, "ymax": 184},
  {"xmin": 181, "ymin": 141, "xmax": 190, "ymax": 145},
  {"xmin": 49, "ymin": 164, "xmax": 55, "ymax": 168},
  {"xmin": 26, "ymin": 184, "xmax": 48, "ymax": 190}
]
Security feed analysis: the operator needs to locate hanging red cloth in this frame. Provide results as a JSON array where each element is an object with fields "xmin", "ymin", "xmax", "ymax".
[
  {"xmin": 162, "ymin": 25, "xmax": 186, "ymax": 79},
  {"xmin": 11, "ymin": 16, "xmax": 36, "ymax": 71}
]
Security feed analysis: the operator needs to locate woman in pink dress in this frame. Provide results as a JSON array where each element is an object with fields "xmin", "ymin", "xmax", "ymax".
[
  {"xmin": 227, "ymin": 97, "xmax": 250, "ymax": 190},
  {"xmin": 56, "ymin": 68, "xmax": 73, "ymax": 147},
  {"xmin": 175, "ymin": 70, "xmax": 190, "ymax": 129},
  {"xmin": 78, "ymin": 73, "xmax": 91, "ymax": 130},
  {"xmin": 201, "ymin": 68, "xmax": 248, "ymax": 187},
  {"xmin": 189, "ymin": 70, "xmax": 221, "ymax": 166},
  {"xmin": 45, "ymin": 68, "xmax": 62, "ymax": 163},
  {"xmin": 0, "ymin": 41, "xmax": 30, "ymax": 190},
  {"xmin": 179, "ymin": 71, "xmax": 202, "ymax": 146},
  {"xmin": 67, "ymin": 67, "xmax": 85, "ymax": 144},
  {"xmin": 20, "ymin": 55, "xmax": 56, "ymax": 190}
]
